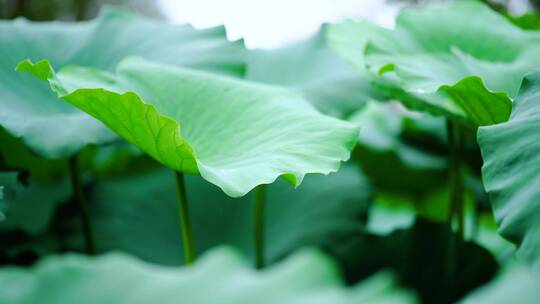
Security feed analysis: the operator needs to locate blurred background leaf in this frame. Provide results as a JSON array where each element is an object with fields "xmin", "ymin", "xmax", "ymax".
[
  {"xmin": 0, "ymin": 247, "xmax": 417, "ymax": 304},
  {"xmin": 246, "ymin": 28, "xmax": 386, "ymax": 119}
]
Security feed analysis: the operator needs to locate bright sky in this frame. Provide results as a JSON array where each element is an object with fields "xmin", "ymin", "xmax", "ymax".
[{"xmin": 158, "ymin": 0, "xmax": 400, "ymax": 49}]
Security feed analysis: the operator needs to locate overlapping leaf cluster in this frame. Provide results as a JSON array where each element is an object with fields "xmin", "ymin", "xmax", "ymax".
[
  {"xmin": 2, "ymin": 1, "xmax": 540, "ymax": 303},
  {"xmin": 326, "ymin": 0, "xmax": 540, "ymax": 283}
]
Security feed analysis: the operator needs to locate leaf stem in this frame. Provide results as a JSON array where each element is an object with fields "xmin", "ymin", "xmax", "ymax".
[
  {"xmin": 68, "ymin": 156, "xmax": 95, "ymax": 255},
  {"xmin": 446, "ymin": 120, "xmax": 464, "ymax": 239},
  {"xmin": 471, "ymin": 200, "xmax": 480, "ymax": 239},
  {"xmin": 174, "ymin": 171, "xmax": 196, "ymax": 265},
  {"xmin": 253, "ymin": 184, "xmax": 266, "ymax": 269}
]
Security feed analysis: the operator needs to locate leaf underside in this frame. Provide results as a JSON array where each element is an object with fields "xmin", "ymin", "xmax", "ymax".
[
  {"xmin": 19, "ymin": 58, "xmax": 358, "ymax": 197},
  {"xmin": 478, "ymin": 72, "xmax": 540, "ymax": 273}
]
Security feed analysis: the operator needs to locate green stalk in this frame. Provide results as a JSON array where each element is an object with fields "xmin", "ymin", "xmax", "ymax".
[
  {"xmin": 471, "ymin": 199, "xmax": 480, "ymax": 239},
  {"xmin": 174, "ymin": 171, "xmax": 196, "ymax": 265},
  {"xmin": 253, "ymin": 184, "xmax": 266, "ymax": 269},
  {"xmin": 68, "ymin": 156, "xmax": 95, "ymax": 255},
  {"xmin": 446, "ymin": 120, "xmax": 465, "ymax": 239},
  {"xmin": 445, "ymin": 120, "xmax": 465, "ymax": 299}
]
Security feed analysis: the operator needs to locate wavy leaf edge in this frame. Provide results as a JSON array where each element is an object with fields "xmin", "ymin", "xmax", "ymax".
[{"xmin": 17, "ymin": 59, "xmax": 358, "ymax": 197}]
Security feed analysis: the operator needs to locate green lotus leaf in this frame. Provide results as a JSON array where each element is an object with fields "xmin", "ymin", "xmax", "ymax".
[
  {"xmin": 478, "ymin": 72, "xmax": 540, "ymax": 273},
  {"xmin": 327, "ymin": 1, "xmax": 540, "ymax": 126},
  {"xmin": 246, "ymin": 27, "xmax": 385, "ymax": 119},
  {"xmin": 18, "ymin": 58, "xmax": 358, "ymax": 197},
  {"xmin": 0, "ymin": 7, "xmax": 245, "ymax": 159},
  {"xmin": 0, "ymin": 247, "xmax": 416, "ymax": 304}
]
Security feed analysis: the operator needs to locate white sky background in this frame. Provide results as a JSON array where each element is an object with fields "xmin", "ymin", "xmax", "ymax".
[{"xmin": 158, "ymin": 0, "xmax": 400, "ymax": 49}]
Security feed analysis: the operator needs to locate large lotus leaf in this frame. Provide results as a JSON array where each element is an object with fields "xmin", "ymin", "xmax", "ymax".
[
  {"xmin": 0, "ymin": 7, "xmax": 245, "ymax": 159},
  {"xmin": 246, "ymin": 27, "xmax": 385, "ymax": 119},
  {"xmin": 58, "ymin": 162, "xmax": 370, "ymax": 265},
  {"xmin": 328, "ymin": 1, "xmax": 540, "ymax": 126},
  {"xmin": 478, "ymin": 72, "xmax": 540, "ymax": 273},
  {"xmin": 0, "ymin": 247, "xmax": 416, "ymax": 304},
  {"xmin": 19, "ymin": 58, "xmax": 358, "ymax": 197}
]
